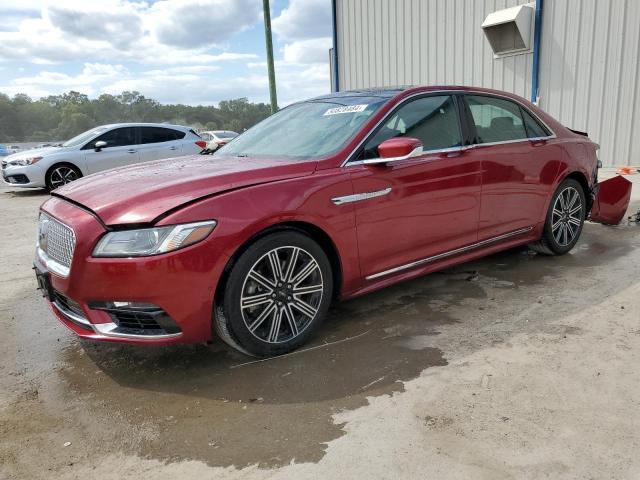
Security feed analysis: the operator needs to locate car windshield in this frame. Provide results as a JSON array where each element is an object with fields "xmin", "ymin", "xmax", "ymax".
[
  {"xmin": 62, "ymin": 126, "xmax": 110, "ymax": 147},
  {"xmin": 218, "ymin": 97, "xmax": 389, "ymax": 159}
]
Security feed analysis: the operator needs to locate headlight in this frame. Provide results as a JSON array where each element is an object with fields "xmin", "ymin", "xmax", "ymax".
[
  {"xmin": 9, "ymin": 156, "xmax": 42, "ymax": 166},
  {"xmin": 93, "ymin": 221, "xmax": 217, "ymax": 257}
]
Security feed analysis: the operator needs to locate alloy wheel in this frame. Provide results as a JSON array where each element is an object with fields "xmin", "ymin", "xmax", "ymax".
[
  {"xmin": 240, "ymin": 246, "xmax": 324, "ymax": 344},
  {"xmin": 551, "ymin": 186, "xmax": 583, "ymax": 246},
  {"xmin": 49, "ymin": 166, "xmax": 79, "ymax": 189}
]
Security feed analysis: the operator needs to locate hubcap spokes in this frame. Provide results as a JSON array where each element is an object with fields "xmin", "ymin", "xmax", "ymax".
[
  {"xmin": 241, "ymin": 246, "xmax": 323, "ymax": 344},
  {"xmin": 50, "ymin": 167, "xmax": 78, "ymax": 188},
  {"xmin": 551, "ymin": 186, "xmax": 582, "ymax": 246}
]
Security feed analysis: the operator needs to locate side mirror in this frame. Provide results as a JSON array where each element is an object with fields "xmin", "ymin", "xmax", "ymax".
[
  {"xmin": 364, "ymin": 137, "xmax": 423, "ymax": 165},
  {"xmin": 94, "ymin": 140, "xmax": 107, "ymax": 152}
]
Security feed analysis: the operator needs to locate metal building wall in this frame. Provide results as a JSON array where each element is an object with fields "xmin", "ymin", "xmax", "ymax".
[
  {"xmin": 335, "ymin": 0, "xmax": 640, "ymax": 166},
  {"xmin": 537, "ymin": 0, "xmax": 640, "ymax": 166}
]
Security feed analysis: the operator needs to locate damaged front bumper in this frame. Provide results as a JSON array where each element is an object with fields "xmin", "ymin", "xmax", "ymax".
[{"xmin": 590, "ymin": 175, "xmax": 633, "ymax": 225}]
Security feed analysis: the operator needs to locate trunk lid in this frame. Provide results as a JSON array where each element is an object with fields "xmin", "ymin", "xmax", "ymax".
[
  {"xmin": 590, "ymin": 175, "xmax": 633, "ymax": 225},
  {"xmin": 53, "ymin": 155, "xmax": 316, "ymax": 225}
]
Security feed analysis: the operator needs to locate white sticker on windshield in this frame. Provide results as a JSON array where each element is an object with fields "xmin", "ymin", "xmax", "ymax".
[{"xmin": 323, "ymin": 104, "xmax": 368, "ymax": 116}]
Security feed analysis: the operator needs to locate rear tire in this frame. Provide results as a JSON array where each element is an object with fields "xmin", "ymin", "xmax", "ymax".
[
  {"xmin": 529, "ymin": 178, "xmax": 585, "ymax": 255},
  {"xmin": 215, "ymin": 231, "xmax": 333, "ymax": 357},
  {"xmin": 46, "ymin": 163, "xmax": 82, "ymax": 191}
]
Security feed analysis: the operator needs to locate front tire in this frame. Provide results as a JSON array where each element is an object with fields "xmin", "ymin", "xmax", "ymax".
[
  {"xmin": 216, "ymin": 231, "xmax": 333, "ymax": 357},
  {"xmin": 46, "ymin": 163, "xmax": 82, "ymax": 191},
  {"xmin": 529, "ymin": 178, "xmax": 586, "ymax": 255}
]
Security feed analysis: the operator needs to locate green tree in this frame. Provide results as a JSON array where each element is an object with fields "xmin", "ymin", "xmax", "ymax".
[{"xmin": 0, "ymin": 91, "xmax": 272, "ymax": 142}]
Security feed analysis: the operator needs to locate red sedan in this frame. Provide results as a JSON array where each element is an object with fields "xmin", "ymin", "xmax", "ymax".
[{"xmin": 34, "ymin": 86, "xmax": 631, "ymax": 357}]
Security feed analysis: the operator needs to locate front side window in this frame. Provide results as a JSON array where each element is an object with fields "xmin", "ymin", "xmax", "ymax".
[
  {"xmin": 63, "ymin": 127, "xmax": 110, "ymax": 148},
  {"xmin": 359, "ymin": 95, "xmax": 462, "ymax": 160},
  {"xmin": 466, "ymin": 95, "xmax": 528, "ymax": 144},
  {"xmin": 85, "ymin": 127, "xmax": 137, "ymax": 149},
  {"xmin": 218, "ymin": 96, "xmax": 389, "ymax": 160}
]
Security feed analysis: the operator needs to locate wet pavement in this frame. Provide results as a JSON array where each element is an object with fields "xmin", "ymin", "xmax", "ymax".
[{"xmin": 1, "ymin": 174, "xmax": 639, "ymax": 478}]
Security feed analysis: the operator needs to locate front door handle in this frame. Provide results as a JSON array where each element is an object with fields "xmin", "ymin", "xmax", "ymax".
[
  {"xmin": 127, "ymin": 149, "xmax": 137, "ymax": 154},
  {"xmin": 169, "ymin": 146, "xmax": 177, "ymax": 150}
]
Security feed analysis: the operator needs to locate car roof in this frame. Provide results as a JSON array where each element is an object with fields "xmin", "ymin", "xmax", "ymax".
[
  {"xmin": 309, "ymin": 87, "xmax": 410, "ymax": 102},
  {"xmin": 97, "ymin": 123, "xmax": 192, "ymax": 131},
  {"xmin": 310, "ymin": 85, "xmax": 531, "ymax": 105}
]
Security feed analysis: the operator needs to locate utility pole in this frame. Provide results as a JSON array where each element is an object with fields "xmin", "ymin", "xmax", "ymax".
[{"xmin": 262, "ymin": 0, "xmax": 278, "ymax": 114}]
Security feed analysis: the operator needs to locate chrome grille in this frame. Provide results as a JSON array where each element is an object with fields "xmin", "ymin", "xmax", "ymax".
[{"xmin": 38, "ymin": 213, "xmax": 75, "ymax": 274}]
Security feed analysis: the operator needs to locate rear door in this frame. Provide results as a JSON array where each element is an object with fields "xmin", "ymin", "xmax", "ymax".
[
  {"xmin": 138, "ymin": 127, "xmax": 184, "ymax": 162},
  {"xmin": 82, "ymin": 127, "xmax": 139, "ymax": 173},
  {"xmin": 461, "ymin": 94, "xmax": 561, "ymax": 240}
]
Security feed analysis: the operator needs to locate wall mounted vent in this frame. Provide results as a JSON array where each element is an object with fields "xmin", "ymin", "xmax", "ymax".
[{"xmin": 482, "ymin": 3, "xmax": 534, "ymax": 57}]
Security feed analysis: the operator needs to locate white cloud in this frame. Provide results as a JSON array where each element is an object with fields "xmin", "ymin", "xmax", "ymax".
[
  {"xmin": 1, "ymin": 60, "xmax": 330, "ymax": 106},
  {"xmin": 0, "ymin": 0, "xmax": 262, "ymax": 65},
  {"xmin": 272, "ymin": 0, "xmax": 331, "ymax": 41},
  {"xmin": 47, "ymin": 2, "xmax": 144, "ymax": 49},
  {"xmin": 283, "ymin": 37, "xmax": 332, "ymax": 64},
  {"xmin": 0, "ymin": 0, "xmax": 332, "ymax": 105},
  {"xmin": 146, "ymin": 0, "xmax": 261, "ymax": 49}
]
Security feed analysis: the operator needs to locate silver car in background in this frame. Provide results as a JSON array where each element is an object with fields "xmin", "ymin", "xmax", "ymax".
[{"xmin": 1, "ymin": 123, "xmax": 206, "ymax": 190}]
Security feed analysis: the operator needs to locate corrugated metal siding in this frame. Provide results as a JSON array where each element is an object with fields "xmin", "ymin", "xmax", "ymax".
[
  {"xmin": 537, "ymin": 0, "xmax": 640, "ymax": 166},
  {"xmin": 336, "ymin": 0, "xmax": 532, "ymax": 102},
  {"xmin": 336, "ymin": 0, "xmax": 640, "ymax": 165}
]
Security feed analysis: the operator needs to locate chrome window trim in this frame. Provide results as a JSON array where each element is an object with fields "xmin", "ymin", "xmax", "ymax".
[
  {"xmin": 342, "ymin": 89, "xmax": 556, "ymax": 168},
  {"xmin": 365, "ymin": 226, "xmax": 534, "ymax": 281}
]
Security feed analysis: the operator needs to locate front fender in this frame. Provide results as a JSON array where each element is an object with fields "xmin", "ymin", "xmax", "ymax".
[{"xmin": 156, "ymin": 169, "xmax": 362, "ymax": 295}]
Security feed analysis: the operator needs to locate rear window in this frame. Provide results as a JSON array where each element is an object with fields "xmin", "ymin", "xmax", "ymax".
[
  {"xmin": 466, "ymin": 95, "xmax": 528, "ymax": 143},
  {"xmin": 521, "ymin": 109, "xmax": 550, "ymax": 138},
  {"xmin": 140, "ymin": 127, "xmax": 185, "ymax": 144}
]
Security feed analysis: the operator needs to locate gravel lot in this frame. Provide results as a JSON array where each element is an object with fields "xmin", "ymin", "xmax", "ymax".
[{"xmin": 1, "ymin": 170, "xmax": 639, "ymax": 479}]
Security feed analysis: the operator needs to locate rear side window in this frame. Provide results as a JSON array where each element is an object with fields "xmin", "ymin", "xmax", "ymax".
[
  {"xmin": 85, "ymin": 127, "xmax": 136, "ymax": 149},
  {"xmin": 140, "ymin": 127, "xmax": 185, "ymax": 144},
  {"xmin": 360, "ymin": 95, "xmax": 462, "ymax": 159},
  {"xmin": 465, "ymin": 95, "xmax": 527, "ymax": 144},
  {"xmin": 521, "ymin": 108, "xmax": 550, "ymax": 138}
]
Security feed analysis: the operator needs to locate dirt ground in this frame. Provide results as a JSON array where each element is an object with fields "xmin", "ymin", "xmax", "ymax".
[{"xmin": 1, "ymin": 170, "xmax": 639, "ymax": 479}]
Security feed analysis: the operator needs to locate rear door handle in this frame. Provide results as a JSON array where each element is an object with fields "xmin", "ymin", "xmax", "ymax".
[
  {"xmin": 169, "ymin": 146, "xmax": 177, "ymax": 150},
  {"xmin": 127, "ymin": 149, "xmax": 137, "ymax": 154}
]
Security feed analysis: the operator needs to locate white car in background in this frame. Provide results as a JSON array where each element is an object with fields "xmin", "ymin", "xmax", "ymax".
[
  {"xmin": 1, "ymin": 123, "xmax": 206, "ymax": 190},
  {"xmin": 199, "ymin": 130, "xmax": 239, "ymax": 151}
]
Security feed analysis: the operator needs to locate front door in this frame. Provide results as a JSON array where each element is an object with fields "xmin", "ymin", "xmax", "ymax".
[
  {"xmin": 82, "ymin": 126, "xmax": 140, "ymax": 174},
  {"xmin": 461, "ymin": 94, "xmax": 561, "ymax": 240},
  {"xmin": 346, "ymin": 94, "xmax": 482, "ymax": 280}
]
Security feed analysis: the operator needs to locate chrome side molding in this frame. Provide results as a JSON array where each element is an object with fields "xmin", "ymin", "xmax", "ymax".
[
  {"xmin": 331, "ymin": 187, "xmax": 392, "ymax": 205},
  {"xmin": 366, "ymin": 226, "xmax": 534, "ymax": 280}
]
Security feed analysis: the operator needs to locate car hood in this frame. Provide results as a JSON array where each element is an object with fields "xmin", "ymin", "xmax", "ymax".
[
  {"xmin": 4, "ymin": 146, "xmax": 61, "ymax": 161},
  {"xmin": 53, "ymin": 155, "xmax": 317, "ymax": 225}
]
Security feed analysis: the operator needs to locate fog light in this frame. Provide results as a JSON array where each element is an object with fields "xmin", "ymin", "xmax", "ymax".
[{"xmin": 88, "ymin": 301, "xmax": 181, "ymax": 334}]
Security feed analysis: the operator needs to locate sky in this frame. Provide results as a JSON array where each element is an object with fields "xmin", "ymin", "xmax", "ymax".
[{"xmin": 0, "ymin": 0, "xmax": 333, "ymax": 106}]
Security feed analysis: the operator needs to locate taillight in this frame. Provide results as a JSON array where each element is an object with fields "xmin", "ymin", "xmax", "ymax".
[{"xmin": 195, "ymin": 140, "xmax": 207, "ymax": 150}]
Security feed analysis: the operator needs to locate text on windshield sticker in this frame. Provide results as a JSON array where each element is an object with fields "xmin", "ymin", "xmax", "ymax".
[{"xmin": 323, "ymin": 104, "xmax": 368, "ymax": 116}]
